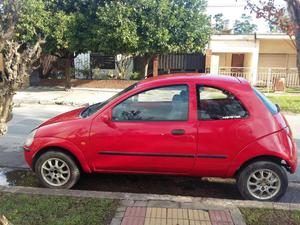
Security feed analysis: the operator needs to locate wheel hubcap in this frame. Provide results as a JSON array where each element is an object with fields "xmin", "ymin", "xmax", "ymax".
[
  {"xmin": 41, "ymin": 158, "xmax": 71, "ymax": 187},
  {"xmin": 247, "ymin": 169, "xmax": 281, "ymax": 200}
]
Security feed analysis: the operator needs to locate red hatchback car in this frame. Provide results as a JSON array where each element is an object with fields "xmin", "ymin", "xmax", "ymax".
[{"xmin": 24, "ymin": 74, "xmax": 297, "ymax": 201}]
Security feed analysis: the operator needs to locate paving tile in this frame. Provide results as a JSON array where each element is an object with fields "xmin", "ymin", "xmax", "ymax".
[
  {"xmin": 188, "ymin": 209, "xmax": 210, "ymax": 221},
  {"xmin": 166, "ymin": 218, "xmax": 189, "ymax": 225},
  {"xmin": 167, "ymin": 208, "xmax": 189, "ymax": 219},
  {"xmin": 209, "ymin": 210, "xmax": 233, "ymax": 223},
  {"xmin": 146, "ymin": 207, "xmax": 167, "ymax": 218},
  {"xmin": 190, "ymin": 221, "xmax": 212, "ymax": 225},
  {"xmin": 124, "ymin": 207, "xmax": 146, "ymax": 218},
  {"xmin": 121, "ymin": 216, "xmax": 145, "ymax": 225},
  {"xmin": 210, "ymin": 222, "xmax": 234, "ymax": 225},
  {"xmin": 144, "ymin": 218, "xmax": 167, "ymax": 225}
]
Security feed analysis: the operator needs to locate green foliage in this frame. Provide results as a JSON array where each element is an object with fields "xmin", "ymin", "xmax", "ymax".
[
  {"xmin": 233, "ymin": 13, "xmax": 257, "ymax": 34},
  {"xmin": 267, "ymin": 95, "xmax": 300, "ymax": 113},
  {"xmin": 1, "ymin": 0, "xmax": 50, "ymax": 44},
  {"xmin": 43, "ymin": 0, "xmax": 101, "ymax": 57},
  {"xmin": 94, "ymin": 1, "xmax": 139, "ymax": 55},
  {"xmin": 130, "ymin": 72, "xmax": 143, "ymax": 80},
  {"xmin": 95, "ymin": 0, "xmax": 212, "ymax": 57},
  {"xmin": 240, "ymin": 208, "xmax": 300, "ymax": 225},
  {"xmin": 212, "ymin": 13, "xmax": 225, "ymax": 33}
]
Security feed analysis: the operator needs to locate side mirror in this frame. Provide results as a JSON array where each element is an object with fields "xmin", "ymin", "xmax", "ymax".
[{"xmin": 100, "ymin": 114, "xmax": 111, "ymax": 123}]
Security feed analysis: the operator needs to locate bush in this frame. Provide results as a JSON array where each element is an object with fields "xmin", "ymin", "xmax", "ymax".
[{"xmin": 130, "ymin": 72, "xmax": 143, "ymax": 80}]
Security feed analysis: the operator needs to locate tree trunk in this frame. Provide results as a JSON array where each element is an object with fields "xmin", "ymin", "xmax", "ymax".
[
  {"xmin": 287, "ymin": 0, "xmax": 300, "ymax": 80},
  {"xmin": 143, "ymin": 56, "xmax": 151, "ymax": 78},
  {"xmin": 295, "ymin": 30, "xmax": 300, "ymax": 81},
  {"xmin": 0, "ymin": 90, "xmax": 14, "ymax": 136},
  {"xmin": 115, "ymin": 54, "xmax": 132, "ymax": 79},
  {"xmin": 152, "ymin": 55, "xmax": 159, "ymax": 77},
  {"xmin": 0, "ymin": 215, "xmax": 13, "ymax": 225},
  {"xmin": 64, "ymin": 56, "xmax": 72, "ymax": 90}
]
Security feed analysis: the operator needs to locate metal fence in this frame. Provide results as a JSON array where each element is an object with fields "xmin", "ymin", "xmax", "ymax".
[
  {"xmin": 219, "ymin": 67, "xmax": 252, "ymax": 81},
  {"xmin": 219, "ymin": 67, "xmax": 299, "ymax": 88},
  {"xmin": 256, "ymin": 67, "xmax": 299, "ymax": 88}
]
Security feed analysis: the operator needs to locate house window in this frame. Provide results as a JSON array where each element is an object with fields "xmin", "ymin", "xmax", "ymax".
[
  {"xmin": 197, "ymin": 85, "xmax": 248, "ymax": 120},
  {"xmin": 112, "ymin": 85, "xmax": 189, "ymax": 121}
]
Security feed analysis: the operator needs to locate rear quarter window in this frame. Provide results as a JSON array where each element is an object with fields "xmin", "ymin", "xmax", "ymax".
[
  {"xmin": 253, "ymin": 87, "xmax": 278, "ymax": 115},
  {"xmin": 197, "ymin": 85, "xmax": 248, "ymax": 120}
]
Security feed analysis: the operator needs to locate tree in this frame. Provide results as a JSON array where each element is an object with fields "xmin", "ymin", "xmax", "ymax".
[
  {"xmin": 95, "ymin": 0, "xmax": 212, "ymax": 77},
  {"xmin": 0, "ymin": 0, "xmax": 49, "ymax": 135},
  {"xmin": 43, "ymin": 0, "xmax": 101, "ymax": 89},
  {"xmin": 213, "ymin": 13, "xmax": 226, "ymax": 33},
  {"xmin": 245, "ymin": 0, "xmax": 300, "ymax": 80},
  {"xmin": 233, "ymin": 13, "xmax": 258, "ymax": 34},
  {"xmin": 94, "ymin": 1, "xmax": 139, "ymax": 79}
]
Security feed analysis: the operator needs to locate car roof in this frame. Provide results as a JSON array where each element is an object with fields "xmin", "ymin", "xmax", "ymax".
[{"xmin": 137, "ymin": 73, "xmax": 247, "ymax": 88}]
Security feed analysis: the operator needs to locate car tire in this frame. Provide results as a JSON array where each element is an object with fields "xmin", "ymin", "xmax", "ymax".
[
  {"xmin": 237, "ymin": 161, "xmax": 288, "ymax": 201},
  {"xmin": 35, "ymin": 151, "xmax": 80, "ymax": 189}
]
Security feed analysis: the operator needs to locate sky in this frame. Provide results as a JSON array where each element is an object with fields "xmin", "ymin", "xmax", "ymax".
[{"xmin": 206, "ymin": 0, "xmax": 287, "ymax": 33}]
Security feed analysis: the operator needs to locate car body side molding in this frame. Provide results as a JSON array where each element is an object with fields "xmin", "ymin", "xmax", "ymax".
[{"xmin": 98, "ymin": 151, "xmax": 227, "ymax": 159}]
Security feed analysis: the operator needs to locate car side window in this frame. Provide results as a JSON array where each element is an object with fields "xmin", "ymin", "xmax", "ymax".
[
  {"xmin": 197, "ymin": 85, "xmax": 248, "ymax": 120},
  {"xmin": 112, "ymin": 85, "xmax": 189, "ymax": 121}
]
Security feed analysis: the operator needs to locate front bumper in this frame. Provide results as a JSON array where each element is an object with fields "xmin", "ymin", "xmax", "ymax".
[{"xmin": 23, "ymin": 145, "xmax": 34, "ymax": 170}]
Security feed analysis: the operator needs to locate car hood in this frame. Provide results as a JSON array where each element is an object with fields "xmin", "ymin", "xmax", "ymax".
[{"xmin": 38, "ymin": 107, "xmax": 85, "ymax": 128}]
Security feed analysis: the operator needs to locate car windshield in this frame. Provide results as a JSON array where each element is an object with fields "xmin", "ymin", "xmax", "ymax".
[{"xmin": 80, "ymin": 83, "xmax": 137, "ymax": 118}]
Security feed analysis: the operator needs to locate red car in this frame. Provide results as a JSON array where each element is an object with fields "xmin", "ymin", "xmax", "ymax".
[{"xmin": 24, "ymin": 74, "xmax": 297, "ymax": 201}]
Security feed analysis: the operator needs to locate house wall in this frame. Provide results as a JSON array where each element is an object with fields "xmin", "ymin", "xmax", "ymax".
[
  {"xmin": 244, "ymin": 53, "xmax": 252, "ymax": 68},
  {"xmin": 259, "ymin": 40, "xmax": 296, "ymax": 54},
  {"xmin": 210, "ymin": 39, "xmax": 257, "ymax": 53},
  {"xmin": 258, "ymin": 53, "xmax": 297, "ymax": 68},
  {"xmin": 258, "ymin": 39, "xmax": 296, "ymax": 69},
  {"xmin": 213, "ymin": 53, "xmax": 232, "ymax": 67}
]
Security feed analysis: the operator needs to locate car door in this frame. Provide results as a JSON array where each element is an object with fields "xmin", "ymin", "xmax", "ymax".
[
  {"xmin": 89, "ymin": 84, "xmax": 198, "ymax": 174},
  {"xmin": 194, "ymin": 84, "xmax": 250, "ymax": 177}
]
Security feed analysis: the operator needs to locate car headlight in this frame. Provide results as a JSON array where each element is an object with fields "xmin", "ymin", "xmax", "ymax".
[{"xmin": 25, "ymin": 129, "xmax": 37, "ymax": 147}]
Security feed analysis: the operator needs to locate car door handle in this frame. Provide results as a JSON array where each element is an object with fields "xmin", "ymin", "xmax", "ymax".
[{"xmin": 171, "ymin": 129, "xmax": 185, "ymax": 135}]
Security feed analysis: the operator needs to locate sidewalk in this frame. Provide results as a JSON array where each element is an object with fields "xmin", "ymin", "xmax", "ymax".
[
  {"xmin": 2, "ymin": 185, "xmax": 300, "ymax": 225},
  {"xmin": 113, "ymin": 205, "xmax": 242, "ymax": 225},
  {"xmin": 14, "ymin": 86, "xmax": 121, "ymax": 106}
]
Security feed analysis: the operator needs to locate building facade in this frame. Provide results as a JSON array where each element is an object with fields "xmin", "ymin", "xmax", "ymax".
[{"xmin": 210, "ymin": 34, "xmax": 299, "ymax": 87}]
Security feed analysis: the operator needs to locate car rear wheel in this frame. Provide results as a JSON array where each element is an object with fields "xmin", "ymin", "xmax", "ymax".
[
  {"xmin": 237, "ymin": 161, "xmax": 288, "ymax": 201},
  {"xmin": 35, "ymin": 151, "xmax": 80, "ymax": 189}
]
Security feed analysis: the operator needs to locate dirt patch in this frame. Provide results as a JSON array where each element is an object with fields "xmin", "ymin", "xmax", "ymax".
[{"xmin": 39, "ymin": 79, "xmax": 136, "ymax": 89}]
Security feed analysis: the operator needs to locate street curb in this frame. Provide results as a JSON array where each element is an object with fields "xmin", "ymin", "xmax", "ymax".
[
  {"xmin": 71, "ymin": 87, "xmax": 122, "ymax": 92},
  {"xmin": 1, "ymin": 185, "xmax": 299, "ymax": 211},
  {"xmin": 289, "ymin": 182, "xmax": 300, "ymax": 188},
  {"xmin": 24, "ymin": 86, "xmax": 123, "ymax": 92},
  {"xmin": 13, "ymin": 99, "xmax": 87, "ymax": 107}
]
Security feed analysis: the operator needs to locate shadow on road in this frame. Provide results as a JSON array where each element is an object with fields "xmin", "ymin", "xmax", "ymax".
[{"xmin": 1, "ymin": 167, "xmax": 300, "ymax": 203}]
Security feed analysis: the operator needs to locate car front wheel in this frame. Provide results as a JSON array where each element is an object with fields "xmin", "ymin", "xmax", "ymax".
[
  {"xmin": 237, "ymin": 161, "xmax": 288, "ymax": 201},
  {"xmin": 35, "ymin": 151, "xmax": 80, "ymax": 189}
]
